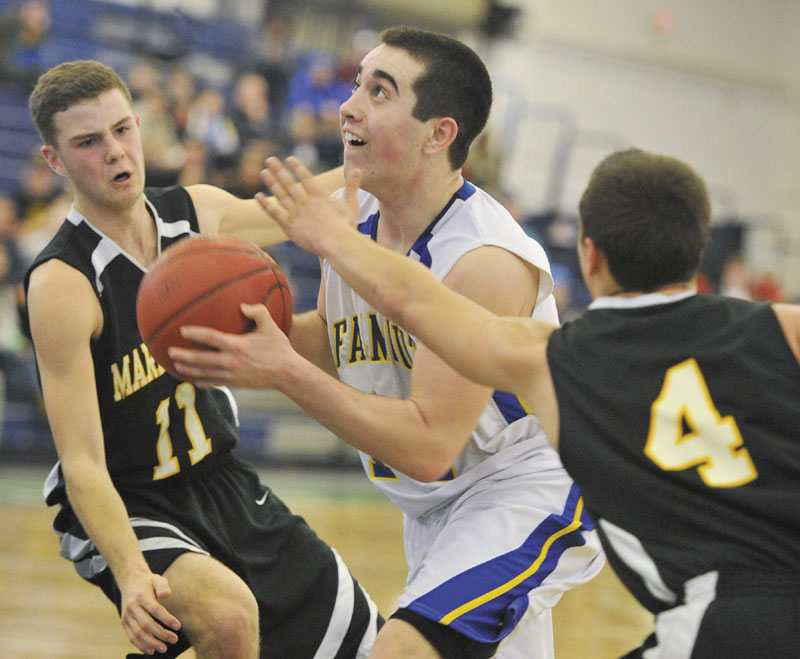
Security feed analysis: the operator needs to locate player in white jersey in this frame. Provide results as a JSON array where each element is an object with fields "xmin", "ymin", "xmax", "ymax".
[
  {"xmin": 171, "ymin": 27, "xmax": 603, "ymax": 658},
  {"xmin": 331, "ymin": 184, "xmax": 560, "ymax": 517}
]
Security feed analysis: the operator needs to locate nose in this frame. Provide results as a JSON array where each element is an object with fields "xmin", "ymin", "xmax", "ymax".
[
  {"xmin": 339, "ymin": 88, "xmax": 361, "ymax": 122},
  {"xmin": 105, "ymin": 134, "xmax": 126, "ymax": 162}
]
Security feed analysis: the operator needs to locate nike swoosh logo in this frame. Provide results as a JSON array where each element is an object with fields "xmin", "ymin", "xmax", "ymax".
[{"xmin": 255, "ymin": 491, "xmax": 269, "ymax": 505}]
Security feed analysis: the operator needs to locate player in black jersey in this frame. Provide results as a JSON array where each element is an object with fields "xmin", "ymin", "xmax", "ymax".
[
  {"xmin": 24, "ymin": 60, "xmax": 381, "ymax": 658},
  {"xmin": 235, "ymin": 150, "xmax": 800, "ymax": 657}
]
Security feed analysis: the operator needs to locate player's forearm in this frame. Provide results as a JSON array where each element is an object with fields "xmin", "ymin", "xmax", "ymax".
[
  {"xmin": 215, "ymin": 165, "xmax": 344, "ymax": 246},
  {"xmin": 61, "ymin": 458, "xmax": 150, "ymax": 584},
  {"xmin": 288, "ymin": 310, "xmax": 338, "ymax": 377},
  {"xmin": 218, "ymin": 199, "xmax": 288, "ymax": 247},
  {"xmin": 318, "ymin": 226, "xmax": 440, "ymax": 328},
  {"xmin": 275, "ymin": 351, "xmax": 457, "ymax": 481}
]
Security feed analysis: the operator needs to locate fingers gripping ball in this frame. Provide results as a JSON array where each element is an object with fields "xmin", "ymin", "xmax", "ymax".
[{"xmin": 136, "ymin": 234, "xmax": 292, "ymax": 377}]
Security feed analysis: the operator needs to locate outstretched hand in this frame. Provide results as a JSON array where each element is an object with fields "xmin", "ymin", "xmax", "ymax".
[{"xmin": 256, "ymin": 156, "xmax": 362, "ymax": 257}]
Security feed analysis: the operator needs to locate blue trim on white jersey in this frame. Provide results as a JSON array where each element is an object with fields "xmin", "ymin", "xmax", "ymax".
[
  {"xmin": 357, "ymin": 212, "xmax": 379, "ymax": 237},
  {"xmin": 409, "ymin": 181, "xmax": 477, "ymax": 267},
  {"xmin": 492, "ymin": 391, "xmax": 528, "ymax": 424},
  {"xmin": 355, "ymin": 181, "xmax": 478, "ymax": 268}
]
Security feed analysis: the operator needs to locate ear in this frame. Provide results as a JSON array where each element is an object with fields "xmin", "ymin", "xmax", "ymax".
[
  {"xmin": 422, "ymin": 117, "xmax": 458, "ymax": 156},
  {"xmin": 581, "ymin": 236, "xmax": 604, "ymax": 276},
  {"xmin": 577, "ymin": 234, "xmax": 609, "ymax": 287},
  {"xmin": 40, "ymin": 144, "xmax": 67, "ymax": 178}
]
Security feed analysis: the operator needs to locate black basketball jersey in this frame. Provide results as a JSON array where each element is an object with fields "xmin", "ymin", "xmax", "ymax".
[
  {"xmin": 547, "ymin": 293, "xmax": 800, "ymax": 613},
  {"xmin": 26, "ymin": 186, "xmax": 239, "ymax": 501}
]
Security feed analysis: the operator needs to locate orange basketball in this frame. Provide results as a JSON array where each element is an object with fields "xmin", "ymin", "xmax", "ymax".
[{"xmin": 136, "ymin": 234, "xmax": 292, "ymax": 377}]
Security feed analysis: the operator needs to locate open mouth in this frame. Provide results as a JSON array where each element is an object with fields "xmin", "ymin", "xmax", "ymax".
[
  {"xmin": 113, "ymin": 171, "xmax": 131, "ymax": 182},
  {"xmin": 344, "ymin": 131, "xmax": 366, "ymax": 147}
]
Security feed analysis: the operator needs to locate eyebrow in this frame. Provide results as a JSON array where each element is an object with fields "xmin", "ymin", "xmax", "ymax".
[
  {"xmin": 68, "ymin": 116, "xmax": 132, "ymax": 144},
  {"xmin": 356, "ymin": 64, "xmax": 399, "ymax": 93}
]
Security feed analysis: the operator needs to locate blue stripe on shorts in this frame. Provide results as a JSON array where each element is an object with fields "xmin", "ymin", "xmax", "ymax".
[{"xmin": 407, "ymin": 484, "xmax": 592, "ymax": 643}]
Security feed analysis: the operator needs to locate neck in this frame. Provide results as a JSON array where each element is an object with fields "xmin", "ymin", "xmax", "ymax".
[
  {"xmin": 375, "ymin": 167, "xmax": 463, "ymax": 253},
  {"xmin": 603, "ymin": 282, "xmax": 695, "ymax": 298},
  {"xmin": 73, "ymin": 194, "xmax": 158, "ymax": 266}
]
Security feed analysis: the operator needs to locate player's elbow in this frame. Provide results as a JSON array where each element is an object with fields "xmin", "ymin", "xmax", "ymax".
[
  {"xmin": 407, "ymin": 463, "xmax": 448, "ymax": 483},
  {"xmin": 404, "ymin": 447, "xmax": 458, "ymax": 483}
]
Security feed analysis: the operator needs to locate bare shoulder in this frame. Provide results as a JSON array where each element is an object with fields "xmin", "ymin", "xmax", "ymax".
[
  {"xmin": 772, "ymin": 303, "xmax": 800, "ymax": 363},
  {"xmin": 28, "ymin": 258, "xmax": 89, "ymax": 301},
  {"xmin": 28, "ymin": 259, "xmax": 102, "ymax": 343},
  {"xmin": 444, "ymin": 245, "xmax": 540, "ymax": 316}
]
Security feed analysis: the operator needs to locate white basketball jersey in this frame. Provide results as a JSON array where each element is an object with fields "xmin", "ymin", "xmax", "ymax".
[{"xmin": 324, "ymin": 181, "xmax": 559, "ymax": 518}]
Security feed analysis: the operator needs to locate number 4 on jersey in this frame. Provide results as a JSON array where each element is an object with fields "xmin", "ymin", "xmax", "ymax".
[{"xmin": 645, "ymin": 358, "xmax": 758, "ymax": 487}]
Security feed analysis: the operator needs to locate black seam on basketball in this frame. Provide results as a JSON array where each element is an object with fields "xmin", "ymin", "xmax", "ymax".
[
  {"xmin": 144, "ymin": 266, "xmax": 282, "ymax": 343},
  {"xmin": 269, "ymin": 280, "xmax": 292, "ymax": 331}
]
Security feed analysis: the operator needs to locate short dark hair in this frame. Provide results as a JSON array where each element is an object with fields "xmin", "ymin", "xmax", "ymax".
[
  {"xmin": 29, "ymin": 60, "xmax": 133, "ymax": 147},
  {"xmin": 379, "ymin": 26, "xmax": 492, "ymax": 170},
  {"xmin": 579, "ymin": 148, "xmax": 712, "ymax": 292}
]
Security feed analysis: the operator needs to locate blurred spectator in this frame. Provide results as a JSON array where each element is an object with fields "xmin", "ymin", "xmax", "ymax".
[
  {"xmin": 463, "ymin": 131, "xmax": 503, "ymax": 197},
  {"xmin": 165, "ymin": 67, "xmax": 197, "ymax": 139},
  {"xmin": 17, "ymin": 191, "xmax": 69, "ymax": 263},
  {"xmin": 229, "ymin": 139, "xmax": 275, "ymax": 199},
  {"xmin": 288, "ymin": 110, "xmax": 323, "ymax": 172},
  {"xmin": 550, "ymin": 262, "xmax": 584, "ymax": 322},
  {"xmin": 185, "ymin": 87, "xmax": 240, "ymax": 172},
  {"xmin": 0, "ymin": 0, "xmax": 57, "ymax": 91},
  {"xmin": 750, "ymin": 271, "xmax": 786, "ymax": 302},
  {"xmin": 11, "ymin": 150, "xmax": 64, "ymax": 234},
  {"xmin": 133, "ymin": 87, "xmax": 187, "ymax": 186},
  {"xmin": 0, "ymin": 195, "xmax": 24, "ymax": 265},
  {"xmin": 126, "ymin": 57, "xmax": 161, "ymax": 102},
  {"xmin": 0, "ymin": 194, "xmax": 39, "ymax": 408},
  {"xmin": 720, "ymin": 254, "xmax": 752, "ymax": 299},
  {"xmin": 286, "ymin": 49, "xmax": 350, "ymax": 119},
  {"xmin": 694, "ymin": 270, "xmax": 713, "ymax": 294},
  {"xmin": 250, "ymin": 13, "xmax": 303, "ymax": 121},
  {"xmin": 337, "ymin": 28, "xmax": 377, "ymax": 87},
  {"xmin": 177, "ymin": 138, "xmax": 211, "ymax": 187},
  {"xmin": 285, "ymin": 49, "xmax": 349, "ymax": 172},
  {"xmin": 229, "ymin": 71, "xmax": 288, "ymax": 155},
  {"xmin": 719, "ymin": 254, "xmax": 786, "ymax": 302}
]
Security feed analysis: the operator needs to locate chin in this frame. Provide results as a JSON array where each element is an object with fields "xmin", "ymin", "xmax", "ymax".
[{"xmin": 343, "ymin": 162, "xmax": 368, "ymax": 190}]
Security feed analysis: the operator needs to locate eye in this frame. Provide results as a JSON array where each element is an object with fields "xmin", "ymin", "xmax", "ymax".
[
  {"xmin": 116, "ymin": 124, "xmax": 129, "ymax": 135},
  {"xmin": 373, "ymin": 86, "xmax": 387, "ymax": 99},
  {"xmin": 351, "ymin": 78, "xmax": 360, "ymax": 93},
  {"xmin": 78, "ymin": 137, "xmax": 96, "ymax": 147}
]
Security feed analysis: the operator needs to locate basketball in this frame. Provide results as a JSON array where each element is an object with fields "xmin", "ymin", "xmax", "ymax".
[{"xmin": 136, "ymin": 234, "xmax": 293, "ymax": 377}]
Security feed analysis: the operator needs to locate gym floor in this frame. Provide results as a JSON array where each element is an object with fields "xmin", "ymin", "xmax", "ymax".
[{"xmin": 0, "ymin": 462, "xmax": 652, "ymax": 658}]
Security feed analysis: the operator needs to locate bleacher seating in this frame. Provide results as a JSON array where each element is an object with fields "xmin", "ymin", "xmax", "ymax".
[{"xmin": 0, "ymin": 0, "xmax": 259, "ymax": 188}]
